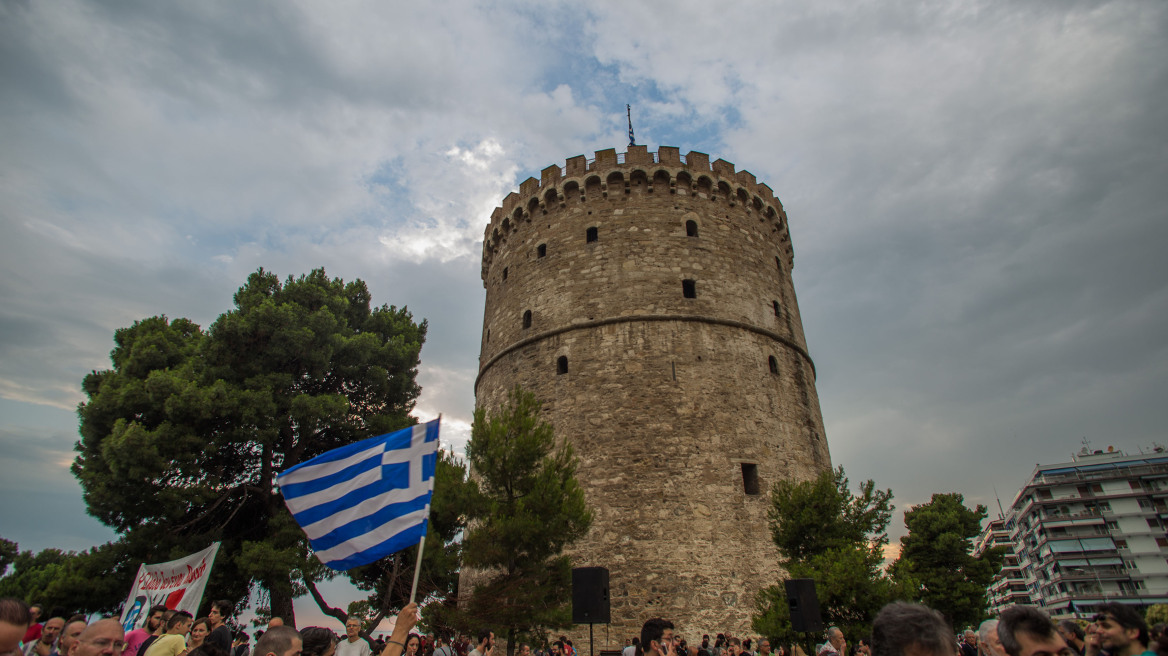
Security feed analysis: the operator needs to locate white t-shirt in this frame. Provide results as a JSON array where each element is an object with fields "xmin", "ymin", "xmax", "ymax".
[{"xmin": 336, "ymin": 639, "xmax": 372, "ymax": 656}]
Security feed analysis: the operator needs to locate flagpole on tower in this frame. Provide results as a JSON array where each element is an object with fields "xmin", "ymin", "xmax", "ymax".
[{"xmin": 409, "ymin": 415, "xmax": 440, "ymax": 604}]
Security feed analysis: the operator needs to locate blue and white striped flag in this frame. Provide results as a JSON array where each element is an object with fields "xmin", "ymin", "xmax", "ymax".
[{"xmin": 277, "ymin": 419, "xmax": 440, "ymax": 571}]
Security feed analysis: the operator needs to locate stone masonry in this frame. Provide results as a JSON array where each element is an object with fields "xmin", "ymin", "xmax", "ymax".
[{"xmin": 473, "ymin": 145, "xmax": 832, "ymax": 643}]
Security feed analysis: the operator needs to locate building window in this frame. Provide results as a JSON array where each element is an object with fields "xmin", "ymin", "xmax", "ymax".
[
  {"xmin": 768, "ymin": 356, "xmax": 779, "ymax": 374},
  {"xmin": 557, "ymin": 356, "xmax": 568, "ymax": 375},
  {"xmin": 686, "ymin": 220, "xmax": 699, "ymax": 237},
  {"xmin": 773, "ymin": 300, "xmax": 781, "ymax": 317},
  {"xmin": 502, "ymin": 267, "xmax": 508, "ymax": 281},
  {"xmin": 1115, "ymin": 539, "xmax": 1128, "ymax": 549},
  {"xmin": 486, "ymin": 329, "xmax": 490, "ymax": 343},
  {"xmin": 523, "ymin": 310, "xmax": 532, "ymax": 329},
  {"xmin": 741, "ymin": 463, "xmax": 760, "ymax": 495},
  {"xmin": 586, "ymin": 226, "xmax": 598, "ymax": 243},
  {"xmin": 682, "ymin": 279, "xmax": 696, "ymax": 298},
  {"xmin": 776, "ymin": 256, "xmax": 782, "ymax": 270},
  {"xmin": 538, "ymin": 243, "xmax": 547, "ymax": 258}
]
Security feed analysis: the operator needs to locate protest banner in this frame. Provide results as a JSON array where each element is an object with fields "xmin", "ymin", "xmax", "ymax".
[{"xmin": 118, "ymin": 543, "xmax": 220, "ymax": 631}]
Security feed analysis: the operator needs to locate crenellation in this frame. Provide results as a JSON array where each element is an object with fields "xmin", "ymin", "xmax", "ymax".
[
  {"xmin": 541, "ymin": 164, "xmax": 561, "ymax": 188},
  {"xmin": 686, "ymin": 151, "xmax": 710, "ymax": 171},
  {"xmin": 481, "ymin": 148, "xmax": 797, "ymax": 279},
  {"xmin": 712, "ymin": 158, "xmax": 736, "ymax": 178},
  {"xmin": 594, "ymin": 148, "xmax": 618, "ymax": 166}
]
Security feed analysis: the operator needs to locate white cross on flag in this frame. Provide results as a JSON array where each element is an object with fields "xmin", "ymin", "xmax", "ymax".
[{"xmin": 277, "ymin": 419, "xmax": 439, "ymax": 570}]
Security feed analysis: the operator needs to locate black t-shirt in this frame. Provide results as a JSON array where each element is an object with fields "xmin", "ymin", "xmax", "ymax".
[{"xmin": 207, "ymin": 626, "xmax": 233, "ymax": 654}]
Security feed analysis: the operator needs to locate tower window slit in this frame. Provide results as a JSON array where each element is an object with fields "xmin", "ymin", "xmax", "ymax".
[
  {"xmin": 523, "ymin": 310, "xmax": 532, "ymax": 329},
  {"xmin": 586, "ymin": 227, "xmax": 598, "ymax": 243},
  {"xmin": 768, "ymin": 355, "xmax": 779, "ymax": 374},
  {"xmin": 742, "ymin": 464, "xmax": 760, "ymax": 495},
  {"xmin": 538, "ymin": 243, "xmax": 547, "ymax": 258},
  {"xmin": 557, "ymin": 356, "xmax": 568, "ymax": 375},
  {"xmin": 686, "ymin": 220, "xmax": 699, "ymax": 237},
  {"xmin": 682, "ymin": 279, "xmax": 696, "ymax": 299}
]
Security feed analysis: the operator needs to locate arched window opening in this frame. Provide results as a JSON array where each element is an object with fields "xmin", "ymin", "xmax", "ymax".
[
  {"xmin": 557, "ymin": 356, "xmax": 568, "ymax": 375},
  {"xmin": 682, "ymin": 279, "xmax": 696, "ymax": 299},
  {"xmin": 768, "ymin": 355, "xmax": 779, "ymax": 374},
  {"xmin": 522, "ymin": 310, "xmax": 532, "ymax": 329},
  {"xmin": 486, "ymin": 329, "xmax": 490, "ymax": 343},
  {"xmin": 502, "ymin": 267, "xmax": 508, "ymax": 281},
  {"xmin": 773, "ymin": 300, "xmax": 781, "ymax": 317},
  {"xmin": 586, "ymin": 226, "xmax": 598, "ymax": 243},
  {"xmin": 537, "ymin": 243, "xmax": 547, "ymax": 258},
  {"xmin": 775, "ymin": 256, "xmax": 782, "ymax": 271},
  {"xmin": 686, "ymin": 220, "xmax": 698, "ymax": 238}
]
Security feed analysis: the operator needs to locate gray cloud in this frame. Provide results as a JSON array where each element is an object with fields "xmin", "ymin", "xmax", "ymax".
[{"xmin": 0, "ymin": 0, "xmax": 1165, "ymax": 613}]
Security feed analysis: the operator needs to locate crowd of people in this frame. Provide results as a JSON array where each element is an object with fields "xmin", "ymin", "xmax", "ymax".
[
  {"xmin": 4, "ymin": 596, "xmax": 1168, "ymax": 656},
  {"xmin": 0, "ymin": 599, "xmax": 421, "ymax": 656}
]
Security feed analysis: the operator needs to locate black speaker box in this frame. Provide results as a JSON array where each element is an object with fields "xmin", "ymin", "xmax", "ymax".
[
  {"xmin": 572, "ymin": 566, "xmax": 610, "ymax": 624},
  {"xmin": 784, "ymin": 578, "xmax": 823, "ymax": 633}
]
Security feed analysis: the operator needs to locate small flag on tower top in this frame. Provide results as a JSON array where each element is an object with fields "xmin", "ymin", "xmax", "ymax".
[{"xmin": 277, "ymin": 419, "xmax": 439, "ymax": 571}]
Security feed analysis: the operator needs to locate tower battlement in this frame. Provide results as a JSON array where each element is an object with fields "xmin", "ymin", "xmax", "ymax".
[{"xmin": 482, "ymin": 146, "xmax": 793, "ymax": 281}]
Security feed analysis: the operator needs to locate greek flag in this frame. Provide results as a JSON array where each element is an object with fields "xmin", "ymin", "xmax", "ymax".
[{"xmin": 277, "ymin": 420, "xmax": 440, "ymax": 571}]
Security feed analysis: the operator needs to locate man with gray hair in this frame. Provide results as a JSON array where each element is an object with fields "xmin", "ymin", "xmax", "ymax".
[
  {"xmin": 870, "ymin": 602, "xmax": 955, "ymax": 656},
  {"xmin": 1055, "ymin": 621, "xmax": 1084, "ymax": 656},
  {"xmin": 996, "ymin": 606, "xmax": 1070, "ymax": 656},
  {"xmin": 978, "ymin": 620, "xmax": 1006, "ymax": 656},
  {"xmin": 817, "ymin": 629, "xmax": 845, "ymax": 656}
]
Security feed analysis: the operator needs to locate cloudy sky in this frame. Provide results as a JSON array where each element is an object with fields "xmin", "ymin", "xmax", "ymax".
[{"xmin": 2, "ymin": 0, "xmax": 1166, "ymax": 625}]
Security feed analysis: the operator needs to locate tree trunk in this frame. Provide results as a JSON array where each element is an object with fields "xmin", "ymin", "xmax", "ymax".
[{"xmin": 269, "ymin": 582, "xmax": 297, "ymax": 629}]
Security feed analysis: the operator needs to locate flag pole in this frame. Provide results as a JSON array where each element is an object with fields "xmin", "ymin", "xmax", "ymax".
[{"xmin": 409, "ymin": 415, "xmax": 440, "ymax": 604}]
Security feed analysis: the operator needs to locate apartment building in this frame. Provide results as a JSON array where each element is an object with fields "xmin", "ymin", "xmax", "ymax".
[{"xmin": 978, "ymin": 447, "xmax": 1168, "ymax": 617}]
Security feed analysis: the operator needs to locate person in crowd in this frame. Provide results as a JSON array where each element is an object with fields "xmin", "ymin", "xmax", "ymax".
[
  {"xmin": 141, "ymin": 613, "xmax": 179, "ymax": 656},
  {"xmin": 188, "ymin": 620, "xmax": 213, "ymax": 652},
  {"xmin": 467, "ymin": 631, "xmax": 492, "ymax": 656},
  {"xmin": 335, "ymin": 618, "xmax": 369, "ymax": 656},
  {"xmin": 251, "ymin": 627, "xmax": 300, "ymax": 656},
  {"xmin": 1055, "ymin": 622, "xmax": 1084, "ymax": 656},
  {"xmin": 23, "ymin": 606, "xmax": 44, "ymax": 645},
  {"xmin": 24, "ymin": 617, "xmax": 64, "ymax": 656},
  {"xmin": 0, "ymin": 599, "xmax": 32, "ymax": 656},
  {"xmin": 725, "ymin": 638, "xmax": 741, "ymax": 656},
  {"xmin": 377, "ymin": 604, "xmax": 417, "ymax": 656},
  {"xmin": 960, "ymin": 632, "xmax": 979, "ymax": 656},
  {"xmin": 299, "ymin": 628, "xmax": 337, "ymax": 656},
  {"xmin": 126, "ymin": 607, "xmax": 168, "ymax": 656},
  {"xmin": 1091, "ymin": 603, "xmax": 1153, "ymax": 656},
  {"xmin": 71, "ymin": 620, "xmax": 125, "ymax": 656},
  {"xmin": 205, "ymin": 603, "xmax": 233, "ymax": 655},
  {"xmin": 870, "ymin": 601, "xmax": 955, "ymax": 656},
  {"xmin": 430, "ymin": 636, "xmax": 452, "ymax": 656},
  {"xmin": 853, "ymin": 640, "xmax": 871, "ymax": 656},
  {"xmin": 143, "ymin": 611, "xmax": 192, "ymax": 656},
  {"xmin": 58, "ymin": 619, "xmax": 88, "ymax": 656},
  {"xmin": 996, "ymin": 605, "xmax": 1070, "ymax": 656},
  {"xmin": 624, "ymin": 640, "xmax": 639, "ymax": 656},
  {"xmin": 817, "ymin": 629, "xmax": 845, "ymax": 656},
  {"xmin": 639, "ymin": 619, "xmax": 675, "ymax": 656},
  {"xmin": 756, "ymin": 639, "xmax": 770, "ymax": 656},
  {"xmin": 977, "ymin": 620, "xmax": 1006, "ymax": 656},
  {"xmin": 232, "ymin": 632, "xmax": 250, "ymax": 656},
  {"xmin": 404, "ymin": 636, "xmax": 421, "ymax": 656}
]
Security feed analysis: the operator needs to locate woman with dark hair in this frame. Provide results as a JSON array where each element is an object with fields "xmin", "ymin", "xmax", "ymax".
[
  {"xmin": 189, "ymin": 619, "xmax": 214, "ymax": 651},
  {"xmin": 300, "ymin": 628, "xmax": 339, "ymax": 656},
  {"xmin": 405, "ymin": 635, "xmax": 421, "ymax": 656}
]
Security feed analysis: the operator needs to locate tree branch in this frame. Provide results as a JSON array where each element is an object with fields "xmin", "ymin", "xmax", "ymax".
[{"xmin": 304, "ymin": 577, "xmax": 348, "ymax": 623}]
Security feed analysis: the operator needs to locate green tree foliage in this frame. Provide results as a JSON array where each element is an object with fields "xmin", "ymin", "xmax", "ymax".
[
  {"xmin": 74, "ymin": 268, "xmax": 426, "ymax": 624},
  {"xmin": 458, "ymin": 387, "xmax": 592, "ymax": 655},
  {"xmin": 0, "ymin": 540, "xmax": 133, "ymax": 615},
  {"xmin": 890, "ymin": 493, "xmax": 1004, "ymax": 629},
  {"xmin": 753, "ymin": 466, "xmax": 899, "ymax": 643},
  {"xmin": 1146, "ymin": 603, "xmax": 1168, "ymax": 626}
]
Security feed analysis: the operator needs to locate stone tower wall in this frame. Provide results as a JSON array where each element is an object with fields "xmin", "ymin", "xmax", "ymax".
[{"xmin": 475, "ymin": 145, "xmax": 832, "ymax": 642}]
